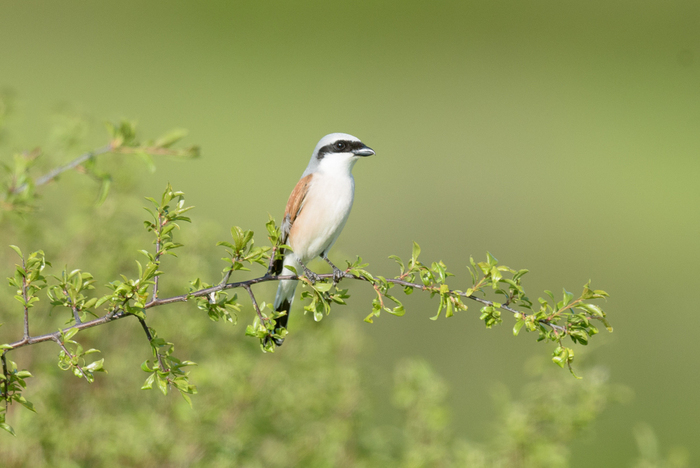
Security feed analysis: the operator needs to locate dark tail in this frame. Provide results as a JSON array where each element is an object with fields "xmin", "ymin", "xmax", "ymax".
[
  {"xmin": 271, "ymin": 297, "xmax": 291, "ymax": 346},
  {"xmin": 270, "ymin": 256, "xmax": 297, "ymax": 346}
]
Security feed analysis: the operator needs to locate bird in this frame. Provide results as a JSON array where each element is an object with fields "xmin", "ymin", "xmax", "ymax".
[{"xmin": 268, "ymin": 133, "xmax": 375, "ymax": 346}]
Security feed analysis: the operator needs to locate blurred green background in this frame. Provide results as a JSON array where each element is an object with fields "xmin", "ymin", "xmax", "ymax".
[{"xmin": 1, "ymin": 0, "xmax": 699, "ymax": 466}]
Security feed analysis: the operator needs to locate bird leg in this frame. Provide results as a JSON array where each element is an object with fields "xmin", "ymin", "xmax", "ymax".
[
  {"xmin": 322, "ymin": 255, "xmax": 345, "ymax": 284},
  {"xmin": 300, "ymin": 262, "xmax": 321, "ymax": 284}
]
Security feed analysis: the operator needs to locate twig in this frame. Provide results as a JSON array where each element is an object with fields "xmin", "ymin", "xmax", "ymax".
[
  {"xmin": 150, "ymin": 215, "xmax": 163, "ymax": 303},
  {"xmin": 137, "ymin": 318, "xmax": 168, "ymax": 372},
  {"xmin": 63, "ymin": 288, "xmax": 82, "ymax": 325},
  {"xmin": 243, "ymin": 284, "xmax": 265, "ymax": 322},
  {"xmin": 220, "ymin": 258, "xmax": 237, "ymax": 286},
  {"xmin": 11, "ymin": 145, "xmax": 113, "ymax": 195},
  {"xmin": 266, "ymin": 244, "xmax": 279, "ymax": 275},
  {"xmin": 51, "ymin": 336, "xmax": 90, "ymax": 382},
  {"xmin": 1, "ymin": 352, "xmax": 8, "ymax": 403},
  {"xmin": 21, "ymin": 260, "xmax": 29, "ymax": 340},
  {"xmin": 9, "ymin": 142, "xmax": 195, "ymax": 197}
]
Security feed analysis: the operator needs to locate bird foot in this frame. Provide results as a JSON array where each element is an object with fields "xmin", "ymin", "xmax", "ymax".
[
  {"xmin": 331, "ymin": 265, "xmax": 345, "ymax": 284},
  {"xmin": 301, "ymin": 263, "xmax": 321, "ymax": 284},
  {"xmin": 322, "ymin": 256, "xmax": 346, "ymax": 284}
]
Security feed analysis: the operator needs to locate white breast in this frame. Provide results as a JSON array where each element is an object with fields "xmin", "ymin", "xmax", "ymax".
[{"xmin": 288, "ymin": 172, "xmax": 355, "ymax": 264}]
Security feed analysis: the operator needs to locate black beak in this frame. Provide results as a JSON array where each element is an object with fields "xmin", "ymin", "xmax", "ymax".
[{"xmin": 353, "ymin": 144, "xmax": 375, "ymax": 157}]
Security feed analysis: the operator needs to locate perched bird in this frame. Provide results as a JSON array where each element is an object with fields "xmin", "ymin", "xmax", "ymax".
[{"xmin": 269, "ymin": 133, "xmax": 375, "ymax": 345}]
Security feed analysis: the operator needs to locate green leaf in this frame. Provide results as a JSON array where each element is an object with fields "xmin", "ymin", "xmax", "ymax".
[
  {"xmin": 9, "ymin": 245, "xmax": 22, "ymax": 259},
  {"xmin": 562, "ymin": 289, "xmax": 574, "ymax": 306},
  {"xmin": 314, "ymin": 282, "xmax": 333, "ymax": 293},
  {"xmin": 411, "ymin": 242, "xmax": 421, "ymax": 263},
  {"xmin": 62, "ymin": 327, "xmax": 79, "ymax": 341},
  {"xmin": 156, "ymin": 374, "xmax": 168, "ymax": 395},
  {"xmin": 577, "ymin": 303, "xmax": 605, "ymax": 318},
  {"xmin": 86, "ymin": 359, "xmax": 105, "ymax": 373},
  {"xmin": 14, "ymin": 396, "xmax": 36, "ymax": 413},
  {"xmin": 95, "ymin": 176, "xmax": 112, "ymax": 206},
  {"xmin": 513, "ymin": 320, "xmax": 525, "ymax": 336},
  {"xmin": 513, "ymin": 269, "xmax": 529, "ymax": 280},
  {"xmin": 95, "ymin": 295, "xmax": 111, "ymax": 308},
  {"xmin": 141, "ymin": 373, "xmax": 155, "ymax": 390},
  {"xmin": 155, "ymin": 128, "xmax": 188, "ymax": 148},
  {"xmin": 388, "ymin": 255, "xmax": 405, "ymax": 273},
  {"xmin": 0, "ymin": 422, "xmax": 16, "ymax": 436}
]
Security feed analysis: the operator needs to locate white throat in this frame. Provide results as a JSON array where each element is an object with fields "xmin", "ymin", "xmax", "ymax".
[{"xmin": 303, "ymin": 153, "xmax": 359, "ymax": 178}]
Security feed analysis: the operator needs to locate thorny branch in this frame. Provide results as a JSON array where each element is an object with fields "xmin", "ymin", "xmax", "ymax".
[{"xmin": 2, "ymin": 270, "xmax": 568, "ymax": 354}]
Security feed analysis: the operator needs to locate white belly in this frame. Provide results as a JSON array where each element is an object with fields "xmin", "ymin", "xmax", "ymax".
[{"xmin": 288, "ymin": 173, "xmax": 354, "ymax": 264}]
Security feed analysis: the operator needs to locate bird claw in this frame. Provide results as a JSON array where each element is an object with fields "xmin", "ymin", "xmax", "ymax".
[
  {"xmin": 331, "ymin": 266, "xmax": 345, "ymax": 284},
  {"xmin": 322, "ymin": 256, "xmax": 345, "ymax": 285},
  {"xmin": 301, "ymin": 264, "xmax": 320, "ymax": 284}
]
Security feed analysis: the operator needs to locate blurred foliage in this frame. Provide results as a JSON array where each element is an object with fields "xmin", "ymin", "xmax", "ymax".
[
  {"xmin": 0, "ymin": 315, "xmax": 628, "ymax": 468},
  {"xmin": 0, "ymin": 96, "xmax": 689, "ymax": 466},
  {"xmin": 632, "ymin": 424, "xmax": 690, "ymax": 468}
]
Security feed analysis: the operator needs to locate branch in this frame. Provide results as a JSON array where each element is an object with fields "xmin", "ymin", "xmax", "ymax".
[
  {"xmin": 62, "ymin": 287, "xmax": 82, "ymax": 325},
  {"xmin": 243, "ymin": 284, "xmax": 266, "ymax": 323},
  {"xmin": 4, "ymin": 121, "xmax": 199, "ymax": 213},
  {"xmin": 1, "ymin": 353, "xmax": 7, "ymax": 404},
  {"xmin": 10, "ymin": 145, "xmax": 113, "ymax": 195},
  {"xmin": 1, "ymin": 271, "xmax": 570, "ymax": 353},
  {"xmin": 51, "ymin": 336, "xmax": 90, "ymax": 382},
  {"xmin": 138, "ymin": 318, "xmax": 168, "ymax": 372},
  {"xmin": 21, "ymin": 259, "xmax": 29, "ymax": 340},
  {"xmin": 150, "ymin": 213, "xmax": 164, "ymax": 303}
]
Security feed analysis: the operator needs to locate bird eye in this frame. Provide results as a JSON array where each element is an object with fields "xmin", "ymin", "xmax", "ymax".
[{"xmin": 335, "ymin": 141, "xmax": 346, "ymax": 150}]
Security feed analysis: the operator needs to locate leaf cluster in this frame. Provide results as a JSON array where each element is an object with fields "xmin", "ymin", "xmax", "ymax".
[
  {"xmin": 0, "ymin": 116, "xmax": 200, "ymax": 215},
  {"xmin": 245, "ymin": 307, "xmax": 288, "ymax": 353},
  {"xmin": 55, "ymin": 328, "xmax": 105, "ymax": 382},
  {"xmin": 140, "ymin": 327, "xmax": 197, "ymax": 407},
  {"xmin": 0, "ymin": 357, "xmax": 34, "ymax": 436},
  {"xmin": 217, "ymin": 226, "xmax": 270, "ymax": 276},
  {"xmin": 47, "ymin": 268, "xmax": 97, "ymax": 324},
  {"xmin": 8, "ymin": 246, "xmax": 48, "ymax": 313}
]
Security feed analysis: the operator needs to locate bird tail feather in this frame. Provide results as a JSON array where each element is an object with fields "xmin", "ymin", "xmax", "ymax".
[{"xmin": 270, "ymin": 260, "xmax": 298, "ymax": 346}]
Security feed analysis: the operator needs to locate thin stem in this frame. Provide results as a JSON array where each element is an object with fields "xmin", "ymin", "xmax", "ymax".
[
  {"xmin": 63, "ymin": 288, "xmax": 82, "ymax": 325},
  {"xmin": 11, "ymin": 141, "xmax": 197, "ymax": 197},
  {"xmin": 243, "ymin": 284, "xmax": 265, "ymax": 322},
  {"xmin": 1, "ymin": 352, "xmax": 8, "ymax": 403},
  {"xmin": 150, "ymin": 216, "xmax": 163, "ymax": 303},
  {"xmin": 137, "ymin": 318, "xmax": 168, "ymax": 372},
  {"xmin": 266, "ymin": 245, "xmax": 276, "ymax": 273},
  {"xmin": 11, "ymin": 145, "xmax": 113, "ymax": 195},
  {"xmin": 51, "ymin": 336, "xmax": 90, "ymax": 382},
  {"xmin": 21, "ymin": 260, "xmax": 29, "ymax": 340},
  {"xmin": 220, "ymin": 269, "xmax": 232, "ymax": 286}
]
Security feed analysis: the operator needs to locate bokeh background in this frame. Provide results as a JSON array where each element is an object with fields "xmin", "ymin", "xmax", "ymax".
[{"xmin": 1, "ymin": 0, "xmax": 699, "ymax": 466}]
